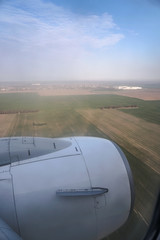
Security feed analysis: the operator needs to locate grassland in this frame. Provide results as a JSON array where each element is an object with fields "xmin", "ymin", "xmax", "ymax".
[{"xmin": 0, "ymin": 92, "xmax": 159, "ymax": 240}]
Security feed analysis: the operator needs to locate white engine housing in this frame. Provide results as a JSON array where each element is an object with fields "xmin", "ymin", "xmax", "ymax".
[{"xmin": 0, "ymin": 137, "xmax": 134, "ymax": 240}]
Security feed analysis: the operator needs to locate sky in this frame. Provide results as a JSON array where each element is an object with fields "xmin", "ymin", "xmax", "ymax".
[{"xmin": 0, "ymin": 0, "xmax": 160, "ymax": 82}]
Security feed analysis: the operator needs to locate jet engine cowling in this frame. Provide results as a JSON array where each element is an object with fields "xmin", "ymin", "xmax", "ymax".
[{"xmin": 0, "ymin": 136, "xmax": 134, "ymax": 240}]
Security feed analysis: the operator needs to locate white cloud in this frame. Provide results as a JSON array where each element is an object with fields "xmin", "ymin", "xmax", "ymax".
[
  {"xmin": 0, "ymin": 0, "xmax": 124, "ymax": 50},
  {"xmin": 0, "ymin": 0, "xmax": 125, "ymax": 81},
  {"xmin": 82, "ymin": 34, "xmax": 124, "ymax": 49}
]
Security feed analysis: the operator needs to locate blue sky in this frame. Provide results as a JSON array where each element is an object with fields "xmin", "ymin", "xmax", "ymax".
[{"xmin": 0, "ymin": 0, "xmax": 160, "ymax": 81}]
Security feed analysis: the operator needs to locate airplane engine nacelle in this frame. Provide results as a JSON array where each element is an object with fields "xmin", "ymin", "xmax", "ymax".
[{"xmin": 0, "ymin": 137, "xmax": 134, "ymax": 240}]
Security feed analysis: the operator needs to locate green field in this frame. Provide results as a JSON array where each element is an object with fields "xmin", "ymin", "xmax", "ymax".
[
  {"xmin": 0, "ymin": 92, "xmax": 159, "ymax": 125},
  {"xmin": 0, "ymin": 92, "xmax": 159, "ymax": 240}
]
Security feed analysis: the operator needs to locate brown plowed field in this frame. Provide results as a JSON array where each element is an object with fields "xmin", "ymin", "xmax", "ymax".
[
  {"xmin": 78, "ymin": 109, "xmax": 160, "ymax": 174},
  {"xmin": 113, "ymin": 89, "xmax": 160, "ymax": 100},
  {"xmin": 37, "ymin": 88, "xmax": 93, "ymax": 96},
  {"xmin": 37, "ymin": 88, "xmax": 160, "ymax": 100},
  {"xmin": 0, "ymin": 114, "xmax": 17, "ymax": 137}
]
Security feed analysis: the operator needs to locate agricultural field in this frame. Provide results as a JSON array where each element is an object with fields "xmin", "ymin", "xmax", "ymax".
[
  {"xmin": 0, "ymin": 91, "xmax": 159, "ymax": 240},
  {"xmin": 0, "ymin": 114, "xmax": 17, "ymax": 136}
]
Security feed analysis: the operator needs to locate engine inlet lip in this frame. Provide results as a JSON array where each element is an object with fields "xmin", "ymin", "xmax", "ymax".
[{"xmin": 111, "ymin": 141, "xmax": 135, "ymax": 215}]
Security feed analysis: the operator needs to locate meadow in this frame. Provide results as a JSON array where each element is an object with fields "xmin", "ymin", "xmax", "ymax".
[{"xmin": 0, "ymin": 92, "xmax": 159, "ymax": 240}]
